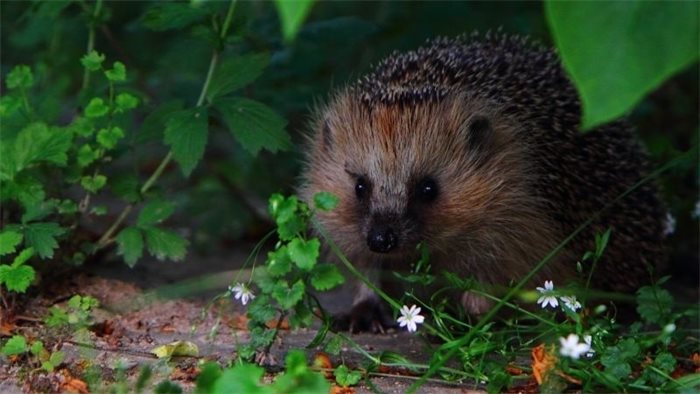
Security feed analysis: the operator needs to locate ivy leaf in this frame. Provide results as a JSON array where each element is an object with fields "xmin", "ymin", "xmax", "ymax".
[
  {"xmin": 215, "ymin": 98, "xmax": 291, "ymax": 156},
  {"xmin": 85, "ymin": 98, "xmax": 109, "ymax": 118},
  {"xmin": 114, "ymin": 93, "xmax": 139, "ymax": 113},
  {"xmin": 0, "ymin": 230, "xmax": 23, "ymax": 256},
  {"xmin": 287, "ymin": 238, "xmax": 320, "ymax": 271},
  {"xmin": 164, "ymin": 108, "xmax": 209, "ymax": 177},
  {"xmin": 24, "ymin": 222, "xmax": 64, "ymax": 259},
  {"xmin": 6, "ymin": 65, "xmax": 34, "ymax": 90},
  {"xmin": 105, "ymin": 61, "xmax": 126, "ymax": 82},
  {"xmin": 334, "ymin": 364, "xmax": 362, "ymax": 387},
  {"xmin": 80, "ymin": 50, "xmax": 105, "ymax": 71},
  {"xmin": 141, "ymin": 3, "xmax": 211, "ymax": 31},
  {"xmin": 116, "ymin": 227, "xmax": 144, "ymax": 267},
  {"xmin": 143, "ymin": 227, "xmax": 188, "ymax": 262},
  {"xmin": 81, "ymin": 174, "xmax": 107, "ymax": 193},
  {"xmin": 310, "ymin": 264, "xmax": 345, "ymax": 291},
  {"xmin": 313, "ymin": 192, "xmax": 339, "ymax": 211},
  {"xmin": 546, "ymin": 1, "xmax": 700, "ymax": 129},
  {"xmin": 271, "ymin": 279, "xmax": 305, "ymax": 309},
  {"xmin": 207, "ymin": 53, "xmax": 270, "ymax": 101},
  {"xmin": 137, "ymin": 200, "xmax": 175, "ymax": 227},
  {"xmin": 274, "ymin": 0, "xmax": 315, "ymax": 43},
  {"xmin": 266, "ymin": 246, "xmax": 292, "ymax": 277},
  {"xmin": 96, "ymin": 127, "xmax": 125, "ymax": 149},
  {"xmin": 1, "ymin": 335, "xmax": 28, "ymax": 356}
]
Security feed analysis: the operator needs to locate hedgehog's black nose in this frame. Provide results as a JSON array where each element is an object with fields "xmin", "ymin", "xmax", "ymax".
[{"xmin": 367, "ymin": 225, "xmax": 398, "ymax": 253}]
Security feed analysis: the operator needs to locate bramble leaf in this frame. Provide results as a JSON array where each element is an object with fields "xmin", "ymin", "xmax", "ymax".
[
  {"xmin": 215, "ymin": 98, "xmax": 290, "ymax": 156},
  {"xmin": 0, "ymin": 248, "xmax": 36, "ymax": 293},
  {"xmin": 24, "ymin": 222, "xmax": 64, "ymax": 259},
  {"xmin": 0, "ymin": 230, "xmax": 23, "ymax": 256},
  {"xmin": 164, "ymin": 108, "xmax": 209, "ymax": 177},
  {"xmin": 636, "ymin": 284, "xmax": 674, "ymax": 325},
  {"xmin": 1, "ymin": 335, "xmax": 28, "ymax": 356},
  {"xmin": 143, "ymin": 227, "xmax": 188, "ymax": 262},
  {"xmin": 137, "ymin": 200, "xmax": 175, "ymax": 227},
  {"xmin": 207, "ymin": 53, "xmax": 270, "ymax": 101},
  {"xmin": 116, "ymin": 227, "xmax": 144, "ymax": 267}
]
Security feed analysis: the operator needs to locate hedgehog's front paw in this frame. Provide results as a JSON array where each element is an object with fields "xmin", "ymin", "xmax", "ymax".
[{"xmin": 332, "ymin": 298, "xmax": 394, "ymax": 334}]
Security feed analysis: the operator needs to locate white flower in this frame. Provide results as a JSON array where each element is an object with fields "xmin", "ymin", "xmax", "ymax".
[
  {"xmin": 396, "ymin": 304, "xmax": 425, "ymax": 333},
  {"xmin": 560, "ymin": 295, "xmax": 582, "ymax": 311},
  {"xmin": 536, "ymin": 280, "xmax": 559, "ymax": 309},
  {"xmin": 583, "ymin": 335, "xmax": 595, "ymax": 357},
  {"xmin": 229, "ymin": 283, "xmax": 255, "ymax": 305},
  {"xmin": 663, "ymin": 212, "xmax": 676, "ymax": 236},
  {"xmin": 694, "ymin": 201, "xmax": 700, "ymax": 219},
  {"xmin": 559, "ymin": 334, "xmax": 592, "ymax": 359}
]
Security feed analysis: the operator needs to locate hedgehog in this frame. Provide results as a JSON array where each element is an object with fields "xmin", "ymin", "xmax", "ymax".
[{"xmin": 299, "ymin": 33, "xmax": 667, "ymax": 332}]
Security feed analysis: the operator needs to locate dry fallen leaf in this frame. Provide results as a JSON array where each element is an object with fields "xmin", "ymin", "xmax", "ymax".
[
  {"xmin": 150, "ymin": 340, "xmax": 199, "ymax": 358},
  {"xmin": 60, "ymin": 369, "xmax": 89, "ymax": 394},
  {"xmin": 531, "ymin": 343, "xmax": 557, "ymax": 385},
  {"xmin": 313, "ymin": 352, "xmax": 334, "ymax": 378},
  {"xmin": 331, "ymin": 385, "xmax": 356, "ymax": 394}
]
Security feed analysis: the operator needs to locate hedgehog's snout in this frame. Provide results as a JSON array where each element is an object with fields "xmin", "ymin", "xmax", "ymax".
[{"xmin": 366, "ymin": 220, "xmax": 398, "ymax": 253}]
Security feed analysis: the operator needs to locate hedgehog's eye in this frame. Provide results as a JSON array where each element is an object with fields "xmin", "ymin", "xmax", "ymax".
[
  {"xmin": 416, "ymin": 177, "xmax": 438, "ymax": 202},
  {"xmin": 355, "ymin": 177, "xmax": 369, "ymax": 200}
]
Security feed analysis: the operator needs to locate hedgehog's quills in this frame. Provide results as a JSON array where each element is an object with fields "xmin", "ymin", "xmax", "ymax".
[{"xmin": 299, "ymin": 33, "xmax": 667, "ymax": 332}]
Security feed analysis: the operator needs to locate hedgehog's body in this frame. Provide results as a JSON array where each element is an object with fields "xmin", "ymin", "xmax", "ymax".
[{"xmin": 300, "ymin": 34, "xmax": 666, "ymax": 329}]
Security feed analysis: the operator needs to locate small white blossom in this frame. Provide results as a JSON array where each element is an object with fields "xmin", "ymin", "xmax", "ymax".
[
  {"xmin": 397, "ymin": 304, "xmax": 425, "ymax": 333},
  {"xmin": 663, "ymin": 212, "xmax": 676, "ymax": 236},
  {"xmin": 229, "ymin": 283, "xmax": 255, "ymax": 305},
  {"xmin": 559, "ymin": 333, "xmax": 592, "ymax": 359},
  {"xmin": 694, "ymin": 201, "xmax": 700, "ymax": 219},
  {"xmin": 560, "ymin": 295, "xmax": 582, "ymax": 311},
  {"xmin": 583, "ymin": 335, "xmax": 595, "ymax": 357},
  {"xmin": 536, "ymin": 280, "xmax": 559, "ymax": 309},
  {"xmin": 663, "ymin": 323, "xmax": 676, "ymax": 334}
]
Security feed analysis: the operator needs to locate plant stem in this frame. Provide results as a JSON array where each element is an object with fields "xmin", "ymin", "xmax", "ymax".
[
  {"xmin": 95, "ymin": 0, "xmax": 237, "ymax": 250},
  {"xmin": 82, "ymin": 0, "xmax": 103, "ymax": 91}
]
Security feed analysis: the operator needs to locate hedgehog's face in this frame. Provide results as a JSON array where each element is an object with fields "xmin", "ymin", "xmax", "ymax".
[{"xmin": 303, "ymin": 93, "xmax": 525, "ymax": 260}]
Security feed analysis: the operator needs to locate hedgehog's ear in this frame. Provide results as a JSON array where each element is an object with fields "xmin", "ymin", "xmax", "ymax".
[
  {"xmin": 321, "ymin": 118, "xmax": 333, "ymax": 150},
  {"xmin": 465, "ymin": 115, "xmax": 492, "ymax": 152}
]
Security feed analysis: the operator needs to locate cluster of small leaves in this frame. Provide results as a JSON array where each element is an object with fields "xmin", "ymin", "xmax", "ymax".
[
  {"xmin": 45, "ymin": 294, "xmax": 100, "ymax": 328},
  {"xmin": 0, "ymin": 231, "xmax": 36, "ymax": 293},
  {"xmin": 1, "ymin": 335, "xmax": 65, "ymax": 373},
  {"xmin": 238, "ymin": 192, "xmax": 343, "ymax": 360}
]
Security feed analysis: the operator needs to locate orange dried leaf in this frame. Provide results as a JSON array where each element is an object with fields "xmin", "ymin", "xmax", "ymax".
[
  {"xmin": 60, "ymin": 370, "xmax": 89, "ymax": 394},
  {"xmin": 313, "ymin": 352, "xmax": 334, "ymax": 378},
  {"xmin": 531, "ymin": 343, "xmax": 557, "ymax": 385},
  {"xmin": 506, "ymin": 364, "xmax": 524, "ymax": 376},
  {"xmin": 265, "ymin": 318, "xmax": 289, "ymax": 330},
  {"xmin": 331, "ymin": 385, "xmax": 356, "ymax": 394}
]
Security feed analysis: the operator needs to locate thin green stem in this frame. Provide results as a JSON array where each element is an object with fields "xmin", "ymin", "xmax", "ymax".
[{"xmin": 82, "ymin": 0, "xmax": 103, "ymax": 91}]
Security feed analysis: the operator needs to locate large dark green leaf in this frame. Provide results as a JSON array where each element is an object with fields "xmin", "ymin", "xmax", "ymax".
[
  {"xmin": 214, "ymin": 98, "xmax": 290, "ymax": 156},
  {"xmin": 207, "ymin": 53, "xmax": 270, "ymax": 102},
  {"xmin": 164, "ymin": 108, "xmax": 209, "ymax": 177}
]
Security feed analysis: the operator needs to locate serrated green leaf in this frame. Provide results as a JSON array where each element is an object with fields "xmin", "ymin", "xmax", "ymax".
[
  {"xmin": 116, "ymin": 227, "xmax": 143, "ymax": 267},
  {"xmin": 2, "ymin": 123, "xmax": 73, "ymax": 179},
  {"xmin": 142, "ymin": 3, "xmax": 211, "ymax": 32},
  {"xmin": 271, "ymin": 279, "xmax": 305, "ymax": 309},
  {"xmin": 636, "ymin": 285, "xmax": 674, "ymax": 325},
  {"xmin": 266, "ymin": 246, "xmax": 292, "ymax": 277},
  {"xmin": 67, "ymin": 117, "xmax": 94, "ymax": 137},
  {"xmin": 96, "ymin": 127, "xmax": 125, "ymax": 149},
  {"xmin": 12, "ymin": 247, "xmax": 34, "ymax": 267},
  {"xmin": 212, "ymin": 363, "xmax": 274, "ymax": 394},
  {"xmin": 207, "ymin": 53, "xmax": 270, "ymax": 101},
  {"xmin": 77, "ymin": 144, "xmax": 99, "ymax": 167},
  {"xmin": 313, "ymin": 192, "xmax": 339, "ymax": 211},
  {"xmin": 0, "ymin": 95, "xmax": 21, "ymax": 118},
  {"xmin": 247, "ymin": 294, "xmax": 276, "ymax": 322},
  {"xmin": 7, "ymin": 65, "xmax": 34, "ymax": 90},
  {"xmin": 287, "ymin": 238, "xmax": 319, "ymax": 270},
  {"xmin": 546, "ymin": 1, "xmax": 700, "ymax": 129},
  {"xmin": 274, "ymin": 0, "xmax": 315, "ymax": 43},
  {"xmin": 57, "ymin": 200, "xmax": 78, "ymax": 214},
  {"xmin": 110, "ymin": 175, "xmax": 140, "ymax": 203},
  {"xmin": 24, "ymin": 222, "xmax": 64, "ymax": 259},
  {"xmin": 80, "ymin": 50, "xmax": 105, "ymax": 71},
  {"xmin": 30, "ymin": 340, "xmax": 45, "ymax": 356},
  {"xmin": 1, "ymin": 335, "xmax": 28, "ymax": 356},
  {"xmin": 334, "ymin": 364, "xmax": 362, "ymax": 387},
  {"xmin": 105, "ymin": 61, "xmax": 126, "ymax": 82},
  {"xmin": 21, "ymin": 199, "xmax": 55, "ymax": 223},
  {"xmin": 143, "ymin": 227, "xmax": 188, "ymax": 262},
  {"xmin": 164, "ymin": 108, "xmax": 209, "ymax": 177},
  {"xmin": 0, "ymin": 230, "xmax": 23, "ymax": 256},
  {"xmin": 115, "ymin": 92, "xmax": 139, "ymax": 113},
  {"xmin": 138, "ymin": 200, "xmax": 175, "ymax": 227},
  {"xmin": 0, "ymin": 261, "xmax": 35, "ymax": 293},
  {"xmin": 85, "ymin": 98, "xmax": 109, "ymax": 118},
  {"xmin": 310, "ymin": 264, "xmax": 344, "ymax": 291},
  {"xmin": 81, "ymin": 174, "xmax": 107, "ymax": 193},
  {"xmin": 195, "ymin": 362, "xmax": 221, "ymax": 394},
  {"xmin": 215, "ymin": 98, "xmax": 290, "ymax": 155}
]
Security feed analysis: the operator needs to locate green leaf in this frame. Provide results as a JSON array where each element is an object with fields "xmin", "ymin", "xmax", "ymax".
[
  {"xmin": 7, "ymin": 65, "xmax": 34, "ymax": 90},
  {"xmin": 110, "ymin": 175, "xmax": 140, "ymax": 203},
  {"xmin": 57, "ymin": 200, "xmax": 78, "ymax": 214},
  {"xmin": 1, "ymin": 335, "xmax": 28, "ymax": 356},
  {"xmin": 195, "ymin": 364, "xmax": 221, "ymax": 394},
  {"xmin": 24, "ymin": 222, "xmax": 64, "ymax": 259},
  {"xmin": 335, "ymin": 364, "xmax": 362, "ymax": 387},
  {"xmin": 80, "ymin": 50, "xmax": 105, "ymax": 71},
  {"xmin": 164, "ymin": 108, "xmax": 209, "ymax": 177},
  {"xmin": 11, "ymin": 247, "xmax": 34, "ymax": 267},
  {"xmin": 212, "ymin": 363, "xmax": 274, "ymax": 394},
  {"xmin": 310, "ymin": 264, "xmax": 344, "ymax": 291},
  {"xmin": 2, "ymin": 123, "xmax": 73, "ymax": 179},
  {"xmin": 85, "ymin": 98, "xmax": 109, "ymax": 118},
  {"xmin": 96, "ymin": 127, "xmax": 125, "ymax": 149},
  {"xmin": 77, "ymin": 144, "xmax": 100, "ymax": 168},
  {"xmin": 271, "ymin": 279, "xmax": 305, "ymax": 309},
  {"xmin": 247, "ymin": 294, "xmax": 276, "ymax": 323},
  {"xmin": 154, "ymin": 380, "xmax": 183, "ymax": 394},
  {"xmin": 0, "ymin": 230, "xmax": 23, "ymax": 256},
  {"xmin": 215, "ymin": 98, "xmax": 290, "ymax": 156},
  {"xmin": 105, "ymin": 61, "xmax": 126, "ymax": 82},
  {"xmin": 266, "ymin": 246, "xmax": 292, "ymax": 277},
  {"xmin": 143, "ymin": 227, "xmax": 188, "ymax": 262},
  {"xmin": 313, "ymin": 192, "xmax": 339, "ymax": 211},
  {"xmin": 116, "ymin": 227, "xmax": 144, "ymax": 267},
  {"xmin": 21, "ymin": 199, "xmax": 56, "ymax": 223},
  {"xmin": 81, "ymin": 174, "xmax": 107, "ymax": 193},
  {"xmin": 48, "ymin": 351, "xmax": 65, "ymax": 368},
  {"xmin": 0, "ymin": 95, "xmax": 22, "ymax": 118},
  {"xmin": 546, "ymin": 1, "xmax": 700, "ymax": 129},
  {"xmin": 287, "ymin": 238, "xmax": 320, "ymax": 271},
  {"xmin": 137, "ymin": 200, "xmax": 175, "ymax": 227},
  {"xmin": 114, "ymin": 92, "xmax": 139, "ymax": 113},
  {"xmin": 0, "ymin": 253, "xmax": 36, "ymax": 293},
  {"xmin": 30, "ymin": 340, "xmax": 45, "ymax": 356},
  {"xmin": 142, "ymin": 3, "xmax": 211, "ymax": 32},
  {"xmin": 636, "ymin": 284, "xmax": 674, "ymax": 325},
  {"xmin": 207, "ymin": 53, "xmax": 270, "ymax": 101},
  {"xmin": 274, "ymin": 0, "xmax": 315, "ymax": 43}
]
